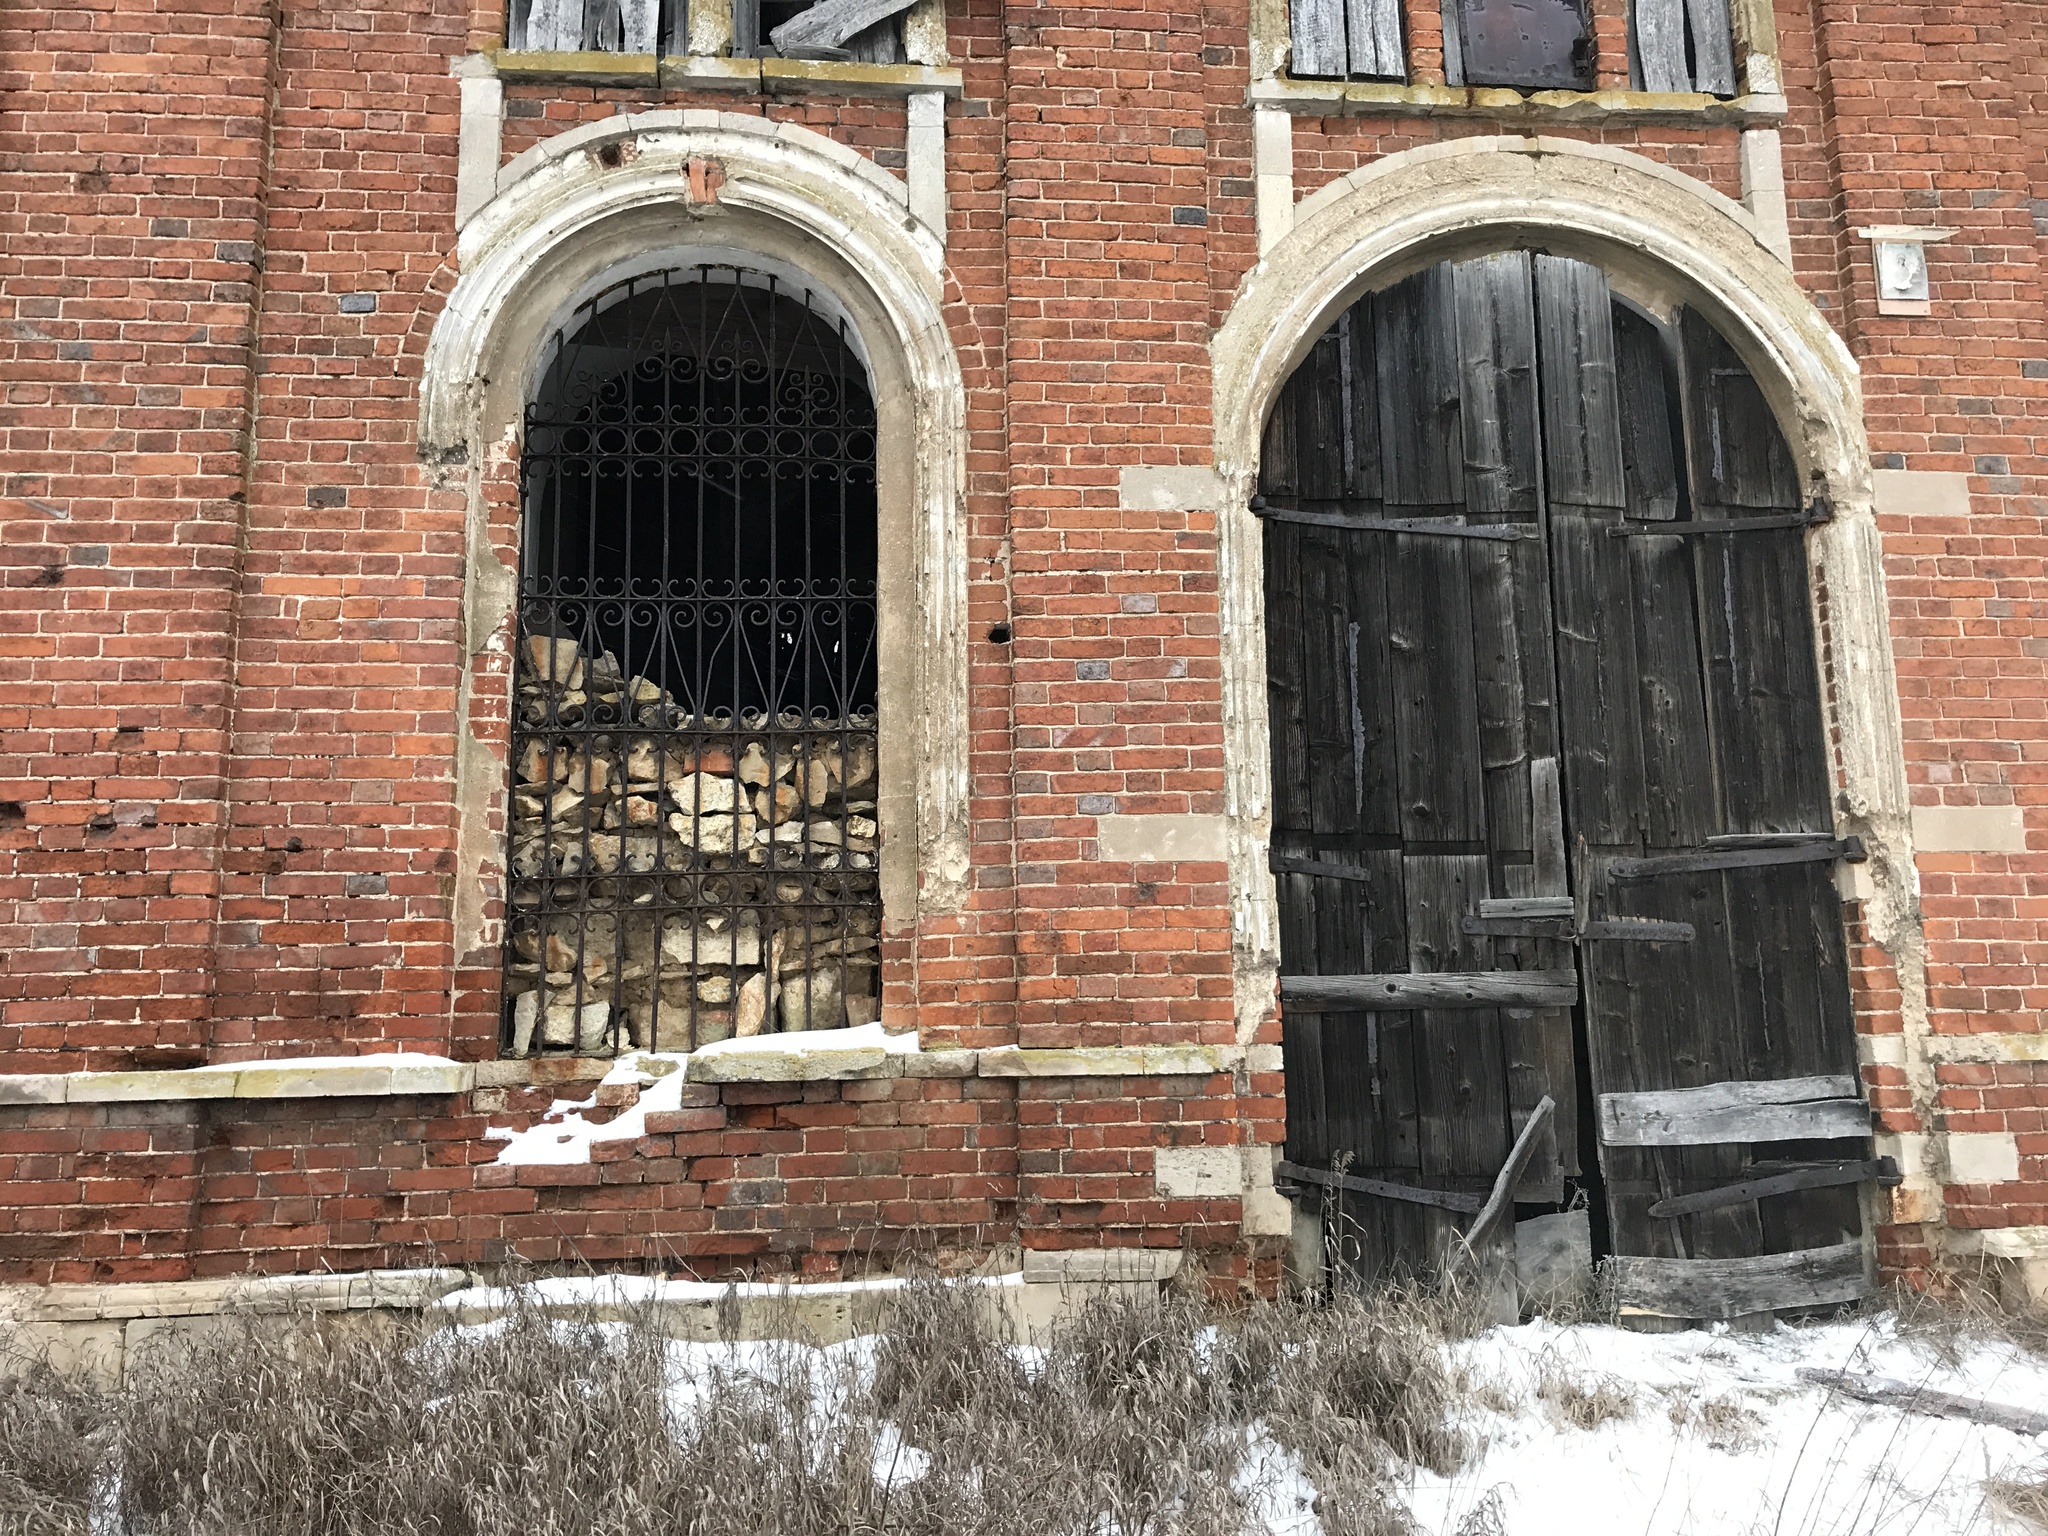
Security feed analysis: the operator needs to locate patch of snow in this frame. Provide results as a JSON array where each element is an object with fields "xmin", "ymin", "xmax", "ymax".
[
  {"xmin": 1404, "ymin": 1315, "xmax": 2048, "ymax": 1535},
  {"xmin": 869, "ymin": 1420, "xmax": 932, "ymax": 1491},
  {"xmin": 490, "ymin": 1028, "xmax": 916, "ymax": 1166},
  {"xmin": 1234, "ymin": 1423, "xmax": 1320, "ymax": 1536}
]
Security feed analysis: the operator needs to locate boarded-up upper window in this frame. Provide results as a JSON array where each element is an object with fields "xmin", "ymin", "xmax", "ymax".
[
  {"xmin": 1630, "ymin": 0, "xmax": 1736, "ymax": 96},
  {"xmin": 506, "ymin": 0, "xmax": 919, "ymax": 63},
  {"xmin": 1288, "ymin": 0, "xmax": 1407, "ymax": 81}
]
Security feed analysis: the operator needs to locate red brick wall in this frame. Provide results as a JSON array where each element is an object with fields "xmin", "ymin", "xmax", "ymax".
[
  {"xmin": 1777, "ymin": 0, "xmax": 2048, "ymax": 1249},
  {"xmin": 2, "ymin": 0, "xmax": 2046, "ymax": 1279},
  {"xmin": 0, "ymin": 1070, "xmax": 1291, "ymax": 1284}
]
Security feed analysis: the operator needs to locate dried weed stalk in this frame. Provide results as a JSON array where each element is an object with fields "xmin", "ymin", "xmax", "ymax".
[{"xmin": 0, "ymin": 1276, "xmax": 1479, "ymax": 1536}]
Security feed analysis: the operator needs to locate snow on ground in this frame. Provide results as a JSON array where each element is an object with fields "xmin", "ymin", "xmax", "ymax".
[
  {"xmin": 1411, "ymin": 1314, "xmax": 2048, "ymax": 1536},
  {"xmin": 430, "ymin": 1302, "xmax": 2047, "ymax": 1534}
]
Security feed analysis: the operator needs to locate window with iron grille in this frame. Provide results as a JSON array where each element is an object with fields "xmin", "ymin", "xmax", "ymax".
[{"xmin": 504, "ymin": 268, "xmax": 881, "ymax": 1057}]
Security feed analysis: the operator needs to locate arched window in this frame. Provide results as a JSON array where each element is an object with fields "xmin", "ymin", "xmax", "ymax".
[{"xmin": 504, "ymin": 267, "xmax": 882, "ymax": 1056}]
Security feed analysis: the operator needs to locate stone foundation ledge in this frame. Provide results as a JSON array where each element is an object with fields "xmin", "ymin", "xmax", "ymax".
[{"xmin": 1, "ymin": 1258, "xmax": 1186, "ymax": 1379}]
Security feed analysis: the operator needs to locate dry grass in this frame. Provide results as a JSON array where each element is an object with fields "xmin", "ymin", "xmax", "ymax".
[
  {"xmin": 1876, "ymin": 1261, "xmax": 2048, "ymax": 1367},
  {"xmin": 1990, "ymin": 1467, "xmax": 2048, "ymax": 1533},
  {"xmin": 0, "ymin": 1277, "xmax": 1478, "ymax": 1536},
  {"xmin": 1664, "ymin": 1390, "xmax": 1764, "ymax": 1453},
  {"xmin": 1532, "ymin": 1360, "xmax": 1636, "ymax": 1431}
]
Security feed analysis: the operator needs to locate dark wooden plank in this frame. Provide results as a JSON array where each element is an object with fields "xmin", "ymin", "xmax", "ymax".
[
  {"xmin": 1626, "ymin": 528, "xmax": 1716, "ymax": 849},
  {"xmin": 1609, "ymin": 839, "xmax": 1861, "ymax": 880},
  {"xmin": 1678, "ymin": 307, "xmax": 1799, "ymax": 509},
  {"xmin": 1280, "ymin": 1011, "xmax": 1329, "ymax": 1163},
  {"xmin": 1614, "ymin": 303, "xmax": 1681, "ymax": 520},
  {"xmin": 1723, "ymin": 862, "xmax": 1860, "ymax": 1079},
  {"xmin": 1535, "ymin": 257, "xmax": 1625, "ymax": 509},
  {"xmin": 1347, "ymin": 0, "xmax": 1405, "ymax": 78},
  {"xmin": 1683, "ymin": 0, "xmax": 1737, "ymax": 95},
  {"xmin": 1301, "ymin": 527, "xmax": 1364, "ymax": 842},
  {"xmin": 1611, "ymin": 1241, "xmax": 1870, "ymax": 1319},
  {"xmin": 1282, "ymin": 970, "xmax": 1581, "ymax": 1009},
  {"xmin": 1295, "ymin": 332, "xmax": 1349, "ymax": 501},
  {"xmin": 1648, "ymin": 1157, "xmax": 1899, "ymax": 1219},
  {"xmin": 1530, "ymin": 757, "xmax": 1566, "ymax": 894},
  {"xmin": 1389, "ymin": 529, "xmax": 1486, "ymax": 844},
  {"xmin": 1696, "ymin": 528, "xmax": 1835, "ymax": 833},
  {"xmin": 1599, "ymin": 1076, "xmax": 1866, "ymax": 1146},
  {"xmin": 1261, "ymin": 365, "xmax": 1301, "ymax": 497},
  {"xmin": 1340, "ymin": 296, "xmax": 1383, "ymax": 500},
  {"xmin": 1289, "ymin": 0, "xmax": 1348, "ymax": 78},
  {"xmin": 1263, "ymin": 522, "xmax": 1313, "ymax": 836},
  {"xmin": 1469, "ymin": 534, "xmax": 1531, "ymax": 866},
  {"xmin": 1376, "ymin": 266, "xmax": 1464, "ymax": 507},
  {"xmin": 1455, "ymin": 253, "xmax": 1542, "ymax": 518},
  {"xmin": 1407, "ymin": 854, "xmax": 1512, "ymax": 1182},
  {"xmin": 1632, "ymin": 0, "xmax": 1689, "ymax": 92},
  {"xmin": 1276, "ymin": 1160, "xmax": 1485, "ymax": 1213},
  {"xmin": 1549, "ymin": 503, "xmax": 1645, "ymax": 846},
  {"xmin": 1310, "ymin": 846, "xmax": 1401, "ymax": 1169}
]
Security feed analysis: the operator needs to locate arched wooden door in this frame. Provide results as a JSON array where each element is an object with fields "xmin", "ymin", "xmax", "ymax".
[{"xmin": 1263, "ymin": 254, "xmax": 1880, "ymax": 1320}]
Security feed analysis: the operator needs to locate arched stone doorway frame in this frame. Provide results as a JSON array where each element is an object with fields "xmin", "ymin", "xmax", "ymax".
[
  {"xmin": 1210, "ymin": 136, "xmax": 1928, "ymax": 1211},
  {"xmin": 418, "ymin": 112, "xmax": 971, "ymax": 1015}
]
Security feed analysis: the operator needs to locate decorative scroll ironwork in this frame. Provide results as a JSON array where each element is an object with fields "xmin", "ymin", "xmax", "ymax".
[{"xmin": 503, "ymin": 267, "xmax": 881, "ymax": 1056}]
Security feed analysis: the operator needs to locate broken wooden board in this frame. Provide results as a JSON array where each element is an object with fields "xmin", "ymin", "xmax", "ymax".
[
  {"xmin": 1607, "ymin": 837, "xmax": 1864, "ymax": 881},
  {"xmin": 1464, "ymin": 1094, "xmax": 1556, "ymax": 1254},
  {"xmin": 1796, "ymin": 1369, "xmax": 2048, "ymax": 1437},
  {"xmin": 769, "ymin": 0, "xmax": 917, "ymax": 54},
  {"xmin": 1282, "ymin": 970, "xmax": 1580, "ymax": 1010},
  {"xmin": 1599, "ymin": 1076, "xmax": 1867, "ymax": 1147},
  {"xmin": 1611, "ymin": 1240, "xmax": 1870, "ymax": 1319}
]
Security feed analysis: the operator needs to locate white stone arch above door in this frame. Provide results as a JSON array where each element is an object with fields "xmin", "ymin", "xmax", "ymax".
[
  {"xmin": 417, "ymin": 112, "xmax": 970, "ymax": 989},
  {"xmin": 1209, "ymin": 136, "xmax": 1917, "ymax": 1066}
]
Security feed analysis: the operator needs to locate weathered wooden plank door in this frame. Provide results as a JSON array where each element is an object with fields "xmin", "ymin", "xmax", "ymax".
[
  {"xmin": 1264, "ymin": 254, "xmax": 1867, "ymax": 1308},
  {"xmin": 1263, "ymin": 253, "xmax": 1579, "ymax": 1282}
]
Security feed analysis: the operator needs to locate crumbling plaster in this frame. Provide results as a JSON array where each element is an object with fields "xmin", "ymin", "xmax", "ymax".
[
  {"xmin": 1207, "ymin": 136, "xmax": 1938, "ymax": 1243},
  {"xmin": 418, "ymin": 113, "xmax": 972, "ymax": 1013}
]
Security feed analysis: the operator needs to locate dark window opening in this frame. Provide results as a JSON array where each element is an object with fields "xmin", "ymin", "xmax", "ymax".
[
  {"xmin": 1442, "ymin": 0, "xmax": 1594, "ymax": 91},
  {"xmin": 505, "ymin": 268, "xmax": 882, "ymax": 1057}
]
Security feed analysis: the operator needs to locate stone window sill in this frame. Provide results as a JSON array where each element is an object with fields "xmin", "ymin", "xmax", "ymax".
[
  {"xmin": 487, "ymin": 49, "xmax": 963, "ymax": 99},
  {"xmin": 0, "ymin": 1054, "xmax": 474, "ymax": 1106},
  {"xmin": 1249, "ymin": 76, "xmax": 1788, "ymax": 125},
  {"xmin": 0, "ymin": 1042, "xmax": 1278, "ymax": 1106}
]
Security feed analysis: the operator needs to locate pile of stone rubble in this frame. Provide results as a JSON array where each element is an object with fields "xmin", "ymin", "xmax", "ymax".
[{"xmin": 505, "ymin": 635, "xmax": 880, "ymax": 1056}]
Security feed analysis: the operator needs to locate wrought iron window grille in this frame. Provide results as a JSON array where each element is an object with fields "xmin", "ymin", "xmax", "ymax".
[{"xmin": 504, "ymin": 266, "xmax": 882, "ymax": 1057}]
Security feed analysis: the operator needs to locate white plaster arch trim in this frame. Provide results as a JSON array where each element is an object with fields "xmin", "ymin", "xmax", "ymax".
[
  {"xmin": 421, "ymin": 111, "xmax": 970, "ymax": 984},
  {"xmin": 1211, "ymin": 137, "xmax": 1920, "ymax": 1085}
]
